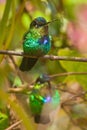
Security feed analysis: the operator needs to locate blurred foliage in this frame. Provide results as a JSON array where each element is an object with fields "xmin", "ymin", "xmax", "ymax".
[
  {"xmin": 0, "ymin": 0, "xmax": 87, "ymax": 130},
  {"xmin": 0, "ymin": 112, "xmax": 8, "ymax": 130},
  {"xmin": 58, "ymin": 48, "xmax": 87, "ymax": 89}
]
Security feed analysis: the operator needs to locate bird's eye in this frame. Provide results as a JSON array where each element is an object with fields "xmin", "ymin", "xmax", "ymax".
[
  {"xmin": 35, "ymin": 24, "xmax": 38, "ymax": 28},
  {"xmin": 30, "ymin": 20, "xmax": 38, "ymax": 28},
  {"xmin": 33, "ymin": 21, "xmax": 36, "ymax": 26}
]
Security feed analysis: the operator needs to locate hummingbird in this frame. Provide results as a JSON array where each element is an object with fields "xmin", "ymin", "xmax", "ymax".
[
  {"xmin": 19, "ymin": 17, "xmax": 51, "ymax": 71},
  {"xmin": 29, "ymin": 74, "xmax": 60, "ymax": 124}
]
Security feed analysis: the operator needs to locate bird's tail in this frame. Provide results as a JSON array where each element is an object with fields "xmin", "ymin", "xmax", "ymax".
[{"xmin": 19, "ymin": 57, "xmax": 38, "ymax": 71}]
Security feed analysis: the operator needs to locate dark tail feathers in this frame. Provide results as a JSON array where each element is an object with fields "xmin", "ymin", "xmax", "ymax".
[{"xmin": 19, "ymin": 57, "xmax": 38, "ymax": 71}]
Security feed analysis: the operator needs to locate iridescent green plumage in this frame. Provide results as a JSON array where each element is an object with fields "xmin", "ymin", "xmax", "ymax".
[
  {"xmin": 29, "ymin": 74, "xmax": 60, "ymax": 124},
  {"xmin": 19, "ymin": 17, "xmax": 51, "ymax": 71}
]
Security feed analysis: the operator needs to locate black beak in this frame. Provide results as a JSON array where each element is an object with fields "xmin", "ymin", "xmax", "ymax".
[{"xmin": 42, "ymin": 18, "xmax": 59, "ymax": 27}]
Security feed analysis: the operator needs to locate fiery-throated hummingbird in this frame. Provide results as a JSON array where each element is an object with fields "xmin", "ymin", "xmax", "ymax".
[
  {"xmin": 19, "ymin": 17, "xmax": 51, "ymax": 71},
  {"xmin": 29, "ymin": 74, "xmax": 60, "ymax": 124}
]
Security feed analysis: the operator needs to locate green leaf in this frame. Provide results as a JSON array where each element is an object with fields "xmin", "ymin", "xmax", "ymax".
[
  {"xmin": 64, "ymin": 0, "xmax": 87, "ymax": 5},
  {"xmin": 58, "ymin": 48, "xmax": 87, "ymax": 89},
  {"xmin": 21, "ymin": 13, "xmax": 31, "ymax": 29},
  {"xmin": 0, "ymin": 112, "xmax": 8, "ymax": 130},
  {"xmin": 13, "ymin": 76, "xmax": 22, "ymax": 87},
  {"xmin": 0, "ymin": 0, "xmax": 12, "ymax": 48}
]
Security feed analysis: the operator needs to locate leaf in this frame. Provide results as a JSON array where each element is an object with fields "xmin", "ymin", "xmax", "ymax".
[
  {"xmin": 13, "ymin": 76, "xmax": 22, "ymax": 87},
  {"xmin": 21, "ymin": 13, "xmax": 31, "ymax": 29},
  {"xmin": 58, "ymin": 48, "xmax": 87, "ymax": 89},
  {"xmin": 0, "ymin": 112, "xmax": 8, "ymax": 130},
  {"xmin": 64, "ymin": 0, "xmax": 87, "ymax": 5}
]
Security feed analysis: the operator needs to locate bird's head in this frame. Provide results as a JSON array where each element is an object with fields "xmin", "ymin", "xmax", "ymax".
[{"xmin": 30, "ymin": 17, "xmax": 49, "ymax": 35}]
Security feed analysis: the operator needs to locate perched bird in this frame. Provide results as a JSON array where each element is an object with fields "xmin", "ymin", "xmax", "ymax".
[
  {"xmin": 29, "ymin": 74, "xmax": 60, "ymax": 124},
  {"xmin": 19, "ymin": 17, "xmax": 51, "ymax": 71}
]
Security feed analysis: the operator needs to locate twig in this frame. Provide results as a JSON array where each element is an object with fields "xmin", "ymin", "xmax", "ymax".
[
  {"xmin": 62, "ymin": 105, "xmax": 84, "ymax": 130},
  {"xmin": 61, "ymin": 92, "xmax": 87, "ymax": 130},
  {"xmin": 61, "ymin": 91, "xmax": 87, "ymax": 106},
  {"xmin": 5, "ymin": 120, "xmax": 22, "ymax": 130},
  {"xmin": 7, "ymin": 80, "xmax": 34, "ymax": 93},
  {"xmin": 49, "ymin": 72, "xmax": 87, "ymax": 79},
  {"xmin": 9, "ymin": 55, "xmax": 24, "ymax": 84},
  {"xmin": 9, "ymin": 55, "xmax": 18, "ymax": 69},
  {"xmin": 0, "ymin": 50, "xmax": 87, "ymax": 62},
  {"xmin": 7, "ymin": 71, "xmax": 87, "ymax": 93},
  {"xmin": 0, "ymin": 50, "xmax": 24, "ymax": 56}
]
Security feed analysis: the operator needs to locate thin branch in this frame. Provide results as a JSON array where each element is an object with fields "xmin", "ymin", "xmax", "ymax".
[
  {"xmin": 7, "ymin": 71, "xmax": 87, "ymax": 93},
  {"xmin": 61, "ymin": 91, "xmax": 87, "ymax": 106},
  {"xmin": 9, "ymin": 55, "xmax": 24, "ymax": 84},
  {"xmin": 62, "ymin": 105, "xmax": 84, "ymax": 130},
  {"xmin": 49, "ymin": 72, "xmax": 87, "ymax": 79},
  {"xmin": 0, "ymin": 50, "xmax": 23, "ymax": 56},
  {"xmin": 5, "ymin": 120, "xmax": 22, "ymax": 130},
  {"xmin": 0, "ymin": 50, "xmax": 87, "ymax": 62},
  {"xmin": 8, "ymin": 83, "xmax": 33, "ymax": 93},
  {"xmin": 9, "ymin": 55, "xmax": 18, "ymax": 69},
  {"xmin": 61, "ymin": 91, "xmax": 87, "ymax": 130}
]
